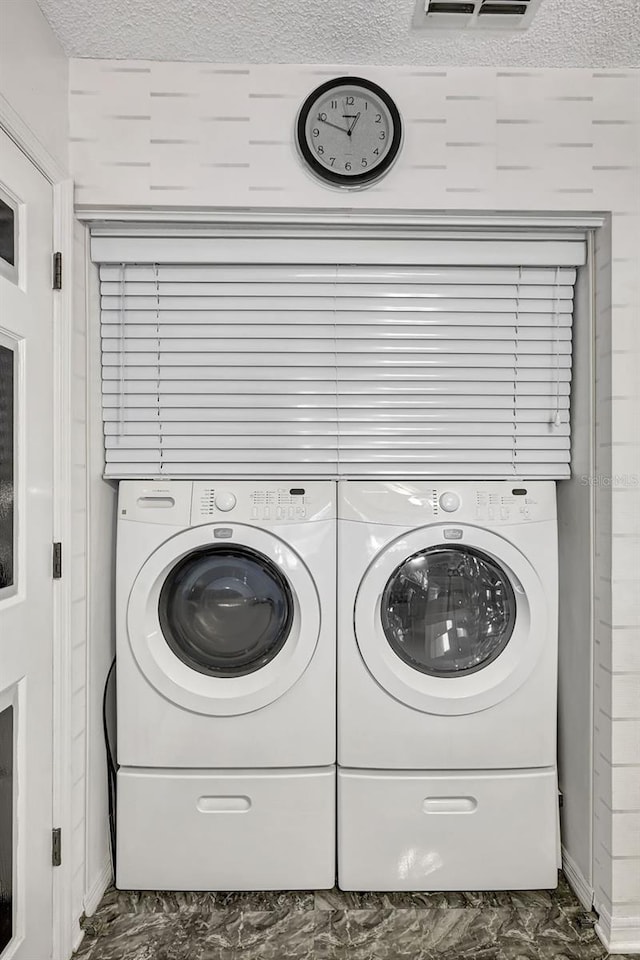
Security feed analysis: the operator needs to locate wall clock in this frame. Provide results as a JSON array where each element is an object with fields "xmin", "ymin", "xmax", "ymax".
[{"xmin": 295, "ymin": 77, "xmax": 403, "ymax": 189}]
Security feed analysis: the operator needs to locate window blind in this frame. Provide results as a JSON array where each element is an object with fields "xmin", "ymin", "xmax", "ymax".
[{"xmin": 97, "ymin": 237, "xmax": 584, "ymax": 480}]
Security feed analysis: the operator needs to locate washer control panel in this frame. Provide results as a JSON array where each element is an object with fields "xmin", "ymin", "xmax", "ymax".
[{"xmin": 191, "ymin": 481, "xmax": 335, "ymax": 524}]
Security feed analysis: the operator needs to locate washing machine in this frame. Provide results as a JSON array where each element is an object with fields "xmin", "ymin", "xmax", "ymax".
[
  {"xmin": 116, "ymin": 479, "xmax": 336, "ymax": 890},
  {"xmin": 338, "ymin": 480, "xmax": 559, "ymax": 891}
]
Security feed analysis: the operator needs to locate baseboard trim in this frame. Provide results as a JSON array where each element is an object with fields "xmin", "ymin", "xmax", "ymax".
[
  {"xmin": 561, "ymin": 846, "xmax": 593, "ymax": 911},
  {"xmin": 71, "ymin": 918, "xmax": 85, "ymax": 954},
  {"xmin": 595, "ymin": 905, "xmax": 640, "ymax": 955},
  {"xmin": 84, "ymin": 856, "xmax": 112, "ymax": 918}
]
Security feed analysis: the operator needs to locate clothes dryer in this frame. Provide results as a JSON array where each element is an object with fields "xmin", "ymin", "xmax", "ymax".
[
  {"xmin": 116, "ymin": 480, "xmax": 335, "ymax": 890},
  {"xmin": 338, "ymin": 480, "xmax": 558, "ymax": 890}
]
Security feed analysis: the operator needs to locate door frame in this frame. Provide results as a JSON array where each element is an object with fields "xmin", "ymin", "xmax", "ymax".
[{"xmin": 0, "ymin": 93, "xmax": 77, "ymax": 960}]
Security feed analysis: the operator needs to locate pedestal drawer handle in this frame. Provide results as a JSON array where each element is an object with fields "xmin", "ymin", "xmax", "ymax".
[
  {"xmin": 422, "ymin": 796, "xmax": 477, "ymax": 814},
  {"xmin": 197, "ymin": 796, "xmax": 251, "ymax": 813}
]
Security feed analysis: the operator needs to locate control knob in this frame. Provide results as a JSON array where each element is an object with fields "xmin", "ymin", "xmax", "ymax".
[
  {"xmin": 214, "ymin": 491, "xmax": 237, "ymax": 512},
  {"xmin": 439, "ymin": 491, "xmax": 461, "ymax": 513}
]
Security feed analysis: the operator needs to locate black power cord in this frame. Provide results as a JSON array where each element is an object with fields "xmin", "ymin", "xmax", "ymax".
[{"xmin": 102, "ymin": 657, "xmax": 117, "ymax": 874}]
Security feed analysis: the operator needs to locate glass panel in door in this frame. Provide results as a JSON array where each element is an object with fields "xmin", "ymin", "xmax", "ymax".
[
  {"xmin": 159, "ymin": 545, "xmax": 294, "ymax": 677},
  {"xmin": 0, "ymin": 344, "xmax": 15, "ymax": 592},
  {"xmin": 381, "ymin": 545, "xmax": 516, "ymax": 676}
]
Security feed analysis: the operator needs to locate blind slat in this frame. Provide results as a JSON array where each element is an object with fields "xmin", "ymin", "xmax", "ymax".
[
  {"xmin": 101, "ymin": 295, "xmax": 573, "ymax": 314},
  {"xmin": 99, "ymin": 264, "xmax": 578, "ymax": 284}
]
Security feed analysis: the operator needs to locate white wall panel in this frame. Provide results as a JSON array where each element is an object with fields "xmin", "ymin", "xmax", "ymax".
[{"xmin": 69, "ymin": 60, "xmax": 640, "ymax": 941}]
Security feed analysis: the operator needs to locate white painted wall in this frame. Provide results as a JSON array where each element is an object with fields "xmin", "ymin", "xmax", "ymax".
[
  {"xmin": 83, "ymin": 254, "xmax": 118, "ymax": 915},
  {"xmin": 68, "ymin": 60, "xmax": 640, "ymax": 949},
  {"xmin": 557, "ymin": 248, "xmax": 594, "ymax": 904},
  {"xmin": 0, "ymin": 0, "xmax": 68, "ymax": 172},
  {"xmin": 69, "ymin": 222, "xmax": 116, "ymax": 927}
]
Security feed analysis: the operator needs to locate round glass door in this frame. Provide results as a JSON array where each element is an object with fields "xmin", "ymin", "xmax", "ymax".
[
  {"xmin": 158, "ymin": 545, "xmax": 294, "ymax": 677},
  {"xmin": 381, "ymin": 545, "xmax": 516, "ymax": 677}
]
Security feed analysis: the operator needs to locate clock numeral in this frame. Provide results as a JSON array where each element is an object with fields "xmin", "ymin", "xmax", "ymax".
[
  {"xmin": 375, "ymin": 113, "xmax": 382, "ymax": 123},
  {"xmin": 345, "ymin": 96, "xmax": 355, "ymax": 105},
  {"xmin": 379, "ymin": 131, "xmax": 386, "ymax": 140},
  {"xmin": 361, "ymin": 158, "xmax": 368, "ymax": 167},
  {"xmin": 329, "ymin": 157, "xmax": 336, "ymax": 166},
  {"xmin": 317, "ymin": 145, "xmax": 324, "ymax": 154},
  {"xmin": 330, "ymin": 100, "xmax": 337, "ymax": 109},
  {"xmin": 364, "ymin": 101, "xmax": 368, "ymax": 110},
  {"xmin": 319, "ymin": 112, "xmax": 327, "ymax": 121},
  {"xmin": 373, "ymin": 147, "xmax": 380, "ymax": 156},
  {"xmin": 345, "ymin": 161, "xmax": 352, "ymax": 171},
  {"xmin": 312, "ymin": 128, "xmax": 320, "ymax": 137}
]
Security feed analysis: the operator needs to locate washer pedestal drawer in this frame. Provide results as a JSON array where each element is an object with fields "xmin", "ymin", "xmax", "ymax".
[
  {"xmin": 117, "ymin": 766, "xmax": 336, "ymax": 890},
  {"xmin": 338, "ymin": 767, "xmax": 558, "ymax": 891}
]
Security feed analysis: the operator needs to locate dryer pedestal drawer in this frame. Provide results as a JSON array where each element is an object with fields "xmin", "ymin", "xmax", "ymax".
[
  {"xmin": 338, "ymin": 767, "xmax": 558, "ymax": 891},
  {"xmin": 117, "ymin": 766, "xmax": 335, "ymax": 890}
]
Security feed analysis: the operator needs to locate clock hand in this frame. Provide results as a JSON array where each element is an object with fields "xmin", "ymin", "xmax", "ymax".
[
  {"xmin": 347, "ymin": 111, "xmax": 361, "ymax": 137},
  {"xmin": 318, "ymin": 115, "xmax": 349, "ymax": 134}
]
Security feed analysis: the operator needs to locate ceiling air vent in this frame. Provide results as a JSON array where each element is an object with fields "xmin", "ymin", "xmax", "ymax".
[{"xmin": 413, "ymin": 0, "xmax": 543, "ymax": 29}]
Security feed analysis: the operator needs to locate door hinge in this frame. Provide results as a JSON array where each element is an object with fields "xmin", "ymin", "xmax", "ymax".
[
  {"xmin": 52, "ymin": 828, "xmax": 62, "ymax": 867},
  {"xmin": 53, "ymin": 251, "xmax": 62, "ymax": 290},
  {"xmin": 52, "ymin": 542, "xmax": 62, "ymax": 580}
]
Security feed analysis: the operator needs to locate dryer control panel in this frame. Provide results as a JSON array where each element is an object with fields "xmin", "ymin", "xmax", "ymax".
[
  {"xmin": 473, "ymin": 488, "xmax": 539, "ymax": 523},
  {"xmin": 339, "ymin": 480, "xmax": 556, "ymax": 526}
]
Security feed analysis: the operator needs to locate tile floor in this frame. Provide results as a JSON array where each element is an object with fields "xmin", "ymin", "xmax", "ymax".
[{"xmin": 74, "ymin": 875, "xmax": 634, "ymax": 960}]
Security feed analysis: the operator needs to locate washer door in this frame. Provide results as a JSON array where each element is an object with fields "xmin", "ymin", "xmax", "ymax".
[
  {"xmin": 354, "ymin": 525, "xmax": 546, "ymax": 716},
  {"xmin": 128, "ymin": 523, "xmax": 320, "ymax": 716}
]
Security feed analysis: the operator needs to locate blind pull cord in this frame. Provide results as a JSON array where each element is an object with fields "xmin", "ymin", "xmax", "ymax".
[
  {"xmin": 118, "ymin": 263, "xmax": 126, "ymax": 447},
  {"xmin": 154, "ymin": 262, "xmax": 163, "ymax": 474},
  {"xmin": 512, "ymin": 266, "xmax": 521, "ymax": 475},
  {"xmin": 334, "ymin": 263, "xmax": 339, "ymax": 478},
  {"xmin": 551, "ymin": 266, "xmax": 562, "ymax": 428}
]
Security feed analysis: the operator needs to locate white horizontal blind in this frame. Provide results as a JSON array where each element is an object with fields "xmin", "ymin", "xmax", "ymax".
[{"xmin": 99, "ymin": 242, "xmax": 582, "ymax": 479}]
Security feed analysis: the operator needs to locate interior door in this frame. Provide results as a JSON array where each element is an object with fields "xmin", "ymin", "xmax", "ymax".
[{"xmin": 0, "ymin": 128, "xmax": 55, "ymax": 960}]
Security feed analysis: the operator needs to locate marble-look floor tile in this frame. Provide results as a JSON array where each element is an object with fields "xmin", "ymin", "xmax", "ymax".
[
  {"xmin": 92, "ymin": 886, "xmax": 314, "ymax": 916},
  {"xmin": 326, "ymin": 907, "xmax": 500, "ymax": 956},
  {"xmin": 74, "ymin": 874, "xmax": 620, "ymax": 960},
  {"xmin": 314, "ymin": 887, "xmax": 516, "ymax": 910}
]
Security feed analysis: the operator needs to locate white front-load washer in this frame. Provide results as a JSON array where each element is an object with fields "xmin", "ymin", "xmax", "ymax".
[
  {"xmin": 338, "ymin": 480, "xmax": 559, "ymax": 891},
  {"xmin": 116, "ymin": 479, "xmax": 335, "ymax": 890}
]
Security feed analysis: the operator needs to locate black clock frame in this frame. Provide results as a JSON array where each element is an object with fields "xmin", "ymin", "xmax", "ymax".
[{"xmin": 296, "ymin": 76, "xmax": 403, "ymax": 188}]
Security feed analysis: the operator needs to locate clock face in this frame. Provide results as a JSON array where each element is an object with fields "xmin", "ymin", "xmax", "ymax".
[{"xmin": 296, "ymin": 77, "xmax": 403, "ymax": 188}]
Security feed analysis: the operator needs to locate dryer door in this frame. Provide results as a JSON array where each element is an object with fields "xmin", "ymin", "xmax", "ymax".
[
  {"xmin": 354, "ymin": 524, "xmax": 546, "ymax": 716},
  {"xmin": 127, "ymin": 523, "xmax": 320, "ymax": 716}
]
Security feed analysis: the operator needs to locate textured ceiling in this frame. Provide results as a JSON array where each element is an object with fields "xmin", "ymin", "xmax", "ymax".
[{"xmin": 36, "ymin": 0, "xmax": 640, "ymax": 66}]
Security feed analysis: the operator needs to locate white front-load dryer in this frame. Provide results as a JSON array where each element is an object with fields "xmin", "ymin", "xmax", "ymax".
[
  {"xmin": 337, "ymin": 480, "xmax": 559, "ymax": 891},
  {"xmin": 116, "ymin": 480, "xmax": 336, "ymax": 890}
]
